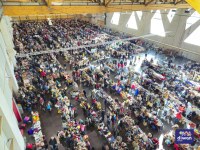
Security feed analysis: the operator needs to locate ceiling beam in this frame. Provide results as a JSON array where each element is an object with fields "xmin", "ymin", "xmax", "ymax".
[
  {"xmin": 105, "ymin": 0, "xmax": 113, "ymax": 7},
  {"xmin": 175, "ymin": 0, "xmax": 184, "ymax": 5},
  {"xmin": 173, "ymin": 0, "xmax": 176, "ymax": 4},
  {"xmin": 3, "ymin": 4, "xmax": 190, "ymax": 17},
  {"xmin": 145, "ymin": 0, "xmax": 155, "ymax": 6},
  {"xmin": 47, "ymin": 0, "xmax": 52, "ymax": 7}
]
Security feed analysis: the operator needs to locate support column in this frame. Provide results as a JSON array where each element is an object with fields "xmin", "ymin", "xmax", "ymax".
[
  {"xmin": 0, "ymin": 17, "xmax": 19, "ymax": 93},
  {"xmin": 0, "ymin": 17, "xmax": 16, "ymax": 67}
]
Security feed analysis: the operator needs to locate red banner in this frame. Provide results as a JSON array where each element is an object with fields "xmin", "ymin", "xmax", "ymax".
[{"xmin": 12, "ymin": 99, "xmax": 22, "ymax": 122}]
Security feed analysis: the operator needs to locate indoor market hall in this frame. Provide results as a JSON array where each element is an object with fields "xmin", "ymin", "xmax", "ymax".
[{"xmin": 0, "ymin": 2, "xmax": 200, "ymax": 150}]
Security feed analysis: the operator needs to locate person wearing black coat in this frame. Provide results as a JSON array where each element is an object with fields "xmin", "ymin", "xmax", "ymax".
[{"xmin": 49, "ymin": 137, "xmax": 58, "ymax": 150}]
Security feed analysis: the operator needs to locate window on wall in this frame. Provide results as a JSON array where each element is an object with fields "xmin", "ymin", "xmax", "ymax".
[
  {"xmin": 185, "ymin": 11, "xmax": 200, "ymax": 29},
  {"xmin": 111, "ymin": 12, "xmax": 120, "ymax": 25},
  {"xmin": 126, "ymin": 12, "xmax": 138, "ymax": 30},
  {"xmin": 150, "ymin": 10, "xmax": 166, "ymax": 37},
  {"xmin": 136, "ymin": 11, "xmax": 143, "ymax": 20},
  {"xmin": 167, "ymin": 9, "xmax": 176, "ymax": 23},
  {"xmin": 184, "ymin": 25, "xmax": 200, "ymax": 46}
]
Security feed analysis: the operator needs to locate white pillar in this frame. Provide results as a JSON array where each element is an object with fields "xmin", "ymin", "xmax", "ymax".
[
  {"xmin": 0, "ymin": 17, "xmax": 19, "ymax": 93},
  {"xmin": 0, "ymin": 17, "xmax": 16, "ymax": 66}
]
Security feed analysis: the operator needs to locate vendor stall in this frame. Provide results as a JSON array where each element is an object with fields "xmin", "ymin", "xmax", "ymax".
[
  {"xmin": 29, "ymin": 111, "xmax": 44, "ymax": 149},
  {"xmin": 21, "ymin": 71, "xmax": 33, "ymax": 87}
]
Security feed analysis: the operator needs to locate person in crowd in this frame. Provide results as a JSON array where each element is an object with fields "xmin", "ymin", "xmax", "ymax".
[
  {"xmin": 83, "ymin": 90, "xmax": 87, "ymax": 98},
  {"xmin": 102, "ymin": 144, "xmax": 109, "ymax": 150},
  {"xmin": 49, "ymin": 137, "xmax": 58, "ymax": 150},
  {"xmin": 101, "ymin": 109, "xmax": 105, "ymax": 122},
  {"xmin": 46, "ymin": 101, "xmax": 52, "ymax": 113},
  {"xmin": 103, "ymin": 99, "xmax": 107, "ymax": 111}
]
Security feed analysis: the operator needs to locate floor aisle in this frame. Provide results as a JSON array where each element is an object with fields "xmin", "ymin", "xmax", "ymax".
[{"xmin": 57, "ymin": 55, "xmax": 107, "ymax": 150}]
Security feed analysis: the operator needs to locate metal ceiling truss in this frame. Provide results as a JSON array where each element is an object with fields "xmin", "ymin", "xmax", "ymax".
[
  {"xmin": 174, "ymin": 0, "xmax": 185, "ymax": 5},
  {"xmin": 2, "ymin": 0, "xmax": 191, "ymax": 18},
  {"xmin": 105, "ymin": 0, "xmax": 113, "ymax": 6},
  {"xmin": 145, "ymin": 0, "xmax": 155, "ymax": 6}
]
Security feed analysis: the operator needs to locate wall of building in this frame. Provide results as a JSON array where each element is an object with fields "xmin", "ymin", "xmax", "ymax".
[
  {"xmin": 90, "ymin": 14, "xmax": 105, "ymax": 26},
  {"xmin": 106, "ymin": 9, "xmax": 200, "ymax": 62},
  {"xmin": 0, "ymin": 16, "xmax": 25, "ymax": 150},
  {"xmin": 82, "ymin": 14, "xmax": 105, "ymax": 26}
]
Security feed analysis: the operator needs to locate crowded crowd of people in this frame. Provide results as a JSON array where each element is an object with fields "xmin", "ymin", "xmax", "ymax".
[{"xmin": 13, "ymin": 19, "xmax": 200, "ymax": 150}]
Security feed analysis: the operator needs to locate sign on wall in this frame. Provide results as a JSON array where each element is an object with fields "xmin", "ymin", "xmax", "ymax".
[{"xmin": 175, "ymin": 129, "xmax": 194, "ymax": 144}]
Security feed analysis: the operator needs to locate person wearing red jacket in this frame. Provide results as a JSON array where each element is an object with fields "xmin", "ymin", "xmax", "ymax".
[
  {"xmin": 174, "ymin": 143, "xmax": 180, "ymax": 150},
  {"xmin": 118, "ymin": 63, "xmax": 121, "ymax": 68},
  {"xmin": 152, "ymin": 137, "xmax": 159, "ymax": 145},
  {"xmin": 176, "ymin": 112, "xmax": 182, "ymax": 120},
  {"xmin": 40, "ymin": 70, "xmax": 46, "ymax": 77}
]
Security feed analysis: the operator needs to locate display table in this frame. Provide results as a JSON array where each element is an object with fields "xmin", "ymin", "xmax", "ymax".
[
  {"xmin": 31, "ymin": 111, "xmax": 44, "ymax": 148},
  {"xmin": 22, "ymin": 71, "xmax": 32, "ymax": 87}
]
